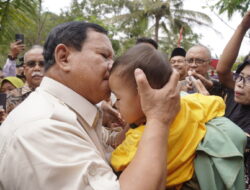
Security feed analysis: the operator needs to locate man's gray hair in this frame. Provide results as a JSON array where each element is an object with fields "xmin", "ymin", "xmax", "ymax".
[{"xmin": 191, "ymin": 44, "xmax": 211, "ymax": 59}]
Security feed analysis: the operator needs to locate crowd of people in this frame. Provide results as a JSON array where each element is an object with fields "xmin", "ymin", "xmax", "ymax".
[{"xmin": 0, "ymin": 9, "xmax": 249, "ymax": 190}]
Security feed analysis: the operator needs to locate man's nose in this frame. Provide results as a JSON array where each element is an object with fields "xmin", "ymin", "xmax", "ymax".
[
  {"xmin": 34, "ymin": 63, "xmax": 42, "ymax": 70},
  {"xmin": 189, "ymin": 62, "xmax": 197, "ymax": 67},
  {"xmin": 172, "ymin": 62, "xmax": 178, "ymax": 66}
]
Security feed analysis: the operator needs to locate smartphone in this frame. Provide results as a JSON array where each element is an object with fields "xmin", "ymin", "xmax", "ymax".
[
  {"xmin": 0, "ymin": 93, "xmax": 7, "ymax": 110},
  {"xmin": 15, "ymin": 34, "xmax": 24, "ymax": 44}
]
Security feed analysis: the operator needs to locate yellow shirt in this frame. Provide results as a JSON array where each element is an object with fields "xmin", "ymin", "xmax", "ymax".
[{"xmin": 111, "ymin": 93, "xmax": 225, "ymax": 187}]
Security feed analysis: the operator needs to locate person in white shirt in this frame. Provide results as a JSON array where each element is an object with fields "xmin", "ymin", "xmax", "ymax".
[{"xmin": 0, "ymin": 21, "xmax": 180, "ymax": 190}]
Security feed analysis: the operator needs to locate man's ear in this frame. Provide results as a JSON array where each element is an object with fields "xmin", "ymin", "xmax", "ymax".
[{"xmin": 54, "ymin": 44, "xmax": 71, "ymax": 72}]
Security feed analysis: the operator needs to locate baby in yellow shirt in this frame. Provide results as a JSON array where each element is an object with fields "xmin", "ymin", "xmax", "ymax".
[{"xmin": 109, "ymin": 44, "xmax": 225, "ymax": 189}]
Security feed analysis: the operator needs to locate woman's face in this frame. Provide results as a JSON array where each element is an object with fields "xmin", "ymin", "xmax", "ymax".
[
  {"xmin": 0, "ymin": 81, "xmax": 16, "ymax": 93},
  {"xmin": 234, "ymin": 65, "xmax": 250, "ymax": 105}
]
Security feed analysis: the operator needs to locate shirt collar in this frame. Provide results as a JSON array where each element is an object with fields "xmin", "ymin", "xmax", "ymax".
[
  {"xmin": 21, "ymin": 83, "xmax": 32, "ymax": 95},
  {"xmin": 38, "ymin": 77, "xmax": 98, "ymax": 127}
]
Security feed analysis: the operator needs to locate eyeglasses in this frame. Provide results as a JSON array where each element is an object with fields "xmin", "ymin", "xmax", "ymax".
[
  {"xmin": 233, "ymin": 73, "xmax": 250, "ymax": 86},
  {"xmin": 186, "ymin": 58, "xmax": 209, "ymax": 65},
  {"xmin": 170, "ymin": 59, "xmax": 185, "ymax": 64},
  {"xmin": 25, "ymin": 61, "xmax": 44, "ymax": 68}
]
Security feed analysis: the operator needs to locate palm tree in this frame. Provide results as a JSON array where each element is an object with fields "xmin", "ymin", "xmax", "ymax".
[
  {"xmin": 0, "ymin": 0, "xmax": 55, "ymax": 65},
  {"xmin": 104, "ymin": 0, "xmax": 212, "ymax": 43},
  {"xmin": 0, "ymin": 0, "xmax": 38, "ymax": 41}
]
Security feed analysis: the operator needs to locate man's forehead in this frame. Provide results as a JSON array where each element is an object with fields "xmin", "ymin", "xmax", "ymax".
[
  {"xmin": 85, "ymin": 31, "xmax": 114, "ymax": 54},
  {"xmin": 24, "ymin": 49, "xmax": 44, "ymax": 62},
  {"xmin": 24, "ymin": 48, "xmax": 43, "ymax": 57},
  {"xmin": 171, "ymin": 55, "xmax": 185, "ymax": 60},
  {"xmin": 187, "ymin": 46, "xmax": 209, "ymax": 57}
]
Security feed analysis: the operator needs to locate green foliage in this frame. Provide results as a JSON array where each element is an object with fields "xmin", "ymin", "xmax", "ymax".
[
  {"xmin": 0, "ymin": 0, "xmax": 39, "ymax": 65},
  {"xmin": 0, "ymin": 0, "xmax": 213, "ymax": 66},
  {"xmin": 161, "ymin": 27, "xmax": 200, "ymax": 56},
  {"xmin": 211, "ymin": 0, "xmax": 250, "ymax": 18},
  {"xmin": 98, "ymin": 0, "xmax": 211, "ymax": 54}
]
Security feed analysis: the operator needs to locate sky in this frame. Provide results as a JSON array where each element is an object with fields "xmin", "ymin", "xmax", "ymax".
[{"xmin": 42, "ymin": 0, "xmax": 250, "ymax": 58}]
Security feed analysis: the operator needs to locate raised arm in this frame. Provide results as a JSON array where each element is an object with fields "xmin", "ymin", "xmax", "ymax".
[
  {"xmin": 3, "ymin": 41, "xmax": 25, "ymax": 77},
  {"xmin": 216, "ymin": 11, "xmax": 250, "ymax": 89},
  {"xmin": 119, "ymin": 69, "xmax": 180, "ymax": 190}
]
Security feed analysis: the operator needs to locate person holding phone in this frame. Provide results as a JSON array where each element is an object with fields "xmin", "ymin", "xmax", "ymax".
[
  {"xmin": 0, "ymin": 21, "xmax": 180, "ymax": 190},
  {"xmin": 6, "ymin": 45, "xmax": 44, "ymax": 114},
  {"xmin": 3, "ymin": 35, "xmax": 25, "ymax": 77}
]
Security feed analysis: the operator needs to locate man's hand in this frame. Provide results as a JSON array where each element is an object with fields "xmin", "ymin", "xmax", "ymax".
[
  {"xmin": 134, "ymin": 69, "xmax": 180, "ymax": 125},
  {"xmin": 191, "ymin": 78, "xmax": 210, "ymax": 95},
  {"xmin": 9, "ymin": 41, "xmax": 25, "ymax": 59},
  {"xmin": 189, "ymin": 70, "xmax": 213, "ymax": 90}
]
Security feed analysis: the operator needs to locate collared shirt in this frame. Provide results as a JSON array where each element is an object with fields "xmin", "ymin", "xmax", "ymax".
[
  {"xmin": 0, "ymin": 77, "xmax": 120, "ymax": 190},
  {"xmin": 2, "ymin": 58, "xmax": 16, "ymax": 77}
]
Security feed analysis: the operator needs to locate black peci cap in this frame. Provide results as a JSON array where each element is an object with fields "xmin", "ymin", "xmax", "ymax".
[{"xmin": 170, "ymin": 47, "xmax": 186, "ymax": 59}]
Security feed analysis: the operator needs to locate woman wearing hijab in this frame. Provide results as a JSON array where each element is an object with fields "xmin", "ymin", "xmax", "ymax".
[{"xmin": 0, "ymin": 76, "xmax": 24, "ymax": 93}]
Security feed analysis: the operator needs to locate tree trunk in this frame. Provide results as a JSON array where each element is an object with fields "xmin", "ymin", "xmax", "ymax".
[{"xmin": 154, "ymin": 16, "xmax": 160, "ymax": 42}]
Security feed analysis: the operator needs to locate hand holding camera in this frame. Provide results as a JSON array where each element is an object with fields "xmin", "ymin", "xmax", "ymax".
[{"xmin": 8, "ymin": 34, "xmax": 25, "ymax": 60}]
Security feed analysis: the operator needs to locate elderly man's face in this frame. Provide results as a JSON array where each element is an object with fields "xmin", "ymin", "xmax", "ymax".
[
  {"xmin": 186, "ymin": 46, "xmax": 210, "ymax": 76},
  {"xmin": 68, "ymin": 30, "xmax": 114, "ymax": 104},
  {"xmin": 23, "ymin": 48, "xmax": 44, "ymax": 89},
  {"xmin": 170, "ymin": 55, "xmax": 188, "ymax": 80}
]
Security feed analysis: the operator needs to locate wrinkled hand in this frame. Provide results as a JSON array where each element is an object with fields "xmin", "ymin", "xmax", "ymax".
[
  {"xmin": 9, "ymin": 41, "xmax": 25, "ymax": 58},
  {"xmin": 134, "ymin": 69, "xmax": 180, "ymax": 125},
  {"xmin": 191, "ymin": 78, "xmax": 210, "ymax": 95},
  {"xmin": 189, "ymin": 70, "xmax": 213, "ymax": 89},
  {"xmin": 240, "ymin": 11, "xmax": 250, "ymax": 31},
  {"xmin": 101, "ymin": 100, "xmax": 126, "ymax": 129}
]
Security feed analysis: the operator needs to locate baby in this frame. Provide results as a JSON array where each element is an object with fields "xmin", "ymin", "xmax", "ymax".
[{"xmin": 108, "ymin": 44, "xmax": 228, "ymax": 188}]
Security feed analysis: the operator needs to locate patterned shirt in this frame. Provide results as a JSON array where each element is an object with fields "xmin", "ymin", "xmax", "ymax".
[{"xmin": 6, "ymin": 83, "xmax": 32, "ymax": 113}]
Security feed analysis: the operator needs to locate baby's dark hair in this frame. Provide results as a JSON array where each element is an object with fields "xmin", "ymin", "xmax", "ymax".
[
  {"xmin": 110, "ymin": 44, "xmax": 172, "ymax": 89},
  {"xmin": 136, "ymin": 37, "xmax": 158, "ymax": 49}
]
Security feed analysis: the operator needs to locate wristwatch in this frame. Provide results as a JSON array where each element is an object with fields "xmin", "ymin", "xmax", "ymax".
[{"xmin": 7, "ymin": 55, "xmax": 17, "ymax": 60}]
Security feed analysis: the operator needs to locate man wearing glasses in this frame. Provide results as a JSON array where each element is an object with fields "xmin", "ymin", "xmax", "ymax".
[
  {"xmin": 6, "ymin": 45, "xmax": 44, "ymax": 113},
  {"xmin": 185, "ymin": 45, "xmax": 225, "ymax": 96}
]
